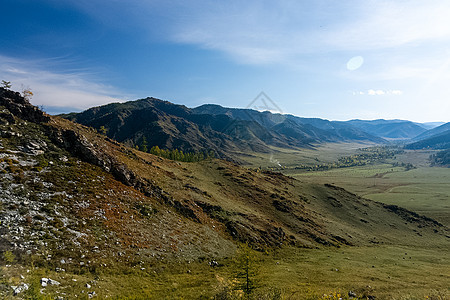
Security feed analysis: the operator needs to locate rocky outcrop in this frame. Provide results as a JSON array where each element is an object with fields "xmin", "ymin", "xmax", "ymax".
[
  {"xmin": 0, "ymin": 88, "xmax": 50, "ymax": 123},
  {"xmin": 46, "ymin": 125, "xmax": 141, "ymax": 187}
]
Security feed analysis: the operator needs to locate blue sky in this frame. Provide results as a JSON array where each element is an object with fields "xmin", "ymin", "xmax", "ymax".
[{"xmin": 1, "ymin": 0, "xmax": 450, "ymax": 122}]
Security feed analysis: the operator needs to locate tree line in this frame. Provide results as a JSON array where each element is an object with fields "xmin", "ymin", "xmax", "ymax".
[{"xmin": 138, "ymin": 137, "xmax": 214, "ymax": 162}]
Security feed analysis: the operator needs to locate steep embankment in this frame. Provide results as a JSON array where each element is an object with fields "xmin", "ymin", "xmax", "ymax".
[{"xmin": 1, "ymin": 87, "xmax": 448, "ymax": 271}]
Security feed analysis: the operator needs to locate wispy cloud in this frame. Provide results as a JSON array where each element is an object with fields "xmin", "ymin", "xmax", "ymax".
[
  {"xmin": 352, "ymin": 89, "xmax": 403, "ymax": 96},
  {"xmin": 161, "ymin": 1, "xmax": 450, "ymax": 64},
  {"xmin": 0, "ymin": 55, "xmax": 127, "ymax": 111}
]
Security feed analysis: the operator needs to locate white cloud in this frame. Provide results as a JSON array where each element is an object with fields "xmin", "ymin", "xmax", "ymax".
[
  {"xmin": 0, "ymin": 55, "xmax": 127, "ymax": 110},
  {"xmin": 353, "ymin": 89, "xmax": 403, "ymax": 96}
]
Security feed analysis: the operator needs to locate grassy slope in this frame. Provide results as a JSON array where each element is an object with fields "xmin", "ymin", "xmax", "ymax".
[{"xmin": 283, "ymin": 149, "xmax": 450, "ymax": 227}]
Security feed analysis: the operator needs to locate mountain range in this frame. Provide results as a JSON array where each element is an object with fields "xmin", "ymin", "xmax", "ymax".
[
  {"xmin": 61, "ymin": 98, "xmax": 385, "ymax": 160},
  {"xmin": 345, "ymin": 119, "xmax": 427, "ymax": 139},
  {"xmin": 61, "ymin": 97, "xmax": 449, "ymax": 160}
]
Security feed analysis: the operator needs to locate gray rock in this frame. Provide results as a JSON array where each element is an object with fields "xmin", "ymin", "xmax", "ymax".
[
  {"xmin": 41, "ymin": 278, "xmax": 48, "ymax": 287},
  {"xmin": 12, "ymin": 283, "xmax": 29, "ymax": 295},
  {"xmin": 41, "ymin": 277, "xmax": 60, "ymax": 287}
]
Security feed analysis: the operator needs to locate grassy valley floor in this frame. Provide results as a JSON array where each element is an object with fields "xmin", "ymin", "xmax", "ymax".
[{"xmin": 2, "ymin": 244, "xmax": 449, "ymax": 299}]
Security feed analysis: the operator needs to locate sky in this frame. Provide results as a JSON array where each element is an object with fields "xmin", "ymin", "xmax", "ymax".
[{"xmin": 1, "ymin": 0, "xmax": 450, "ymax": 122}]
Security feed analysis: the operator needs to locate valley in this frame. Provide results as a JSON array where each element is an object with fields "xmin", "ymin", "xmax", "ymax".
[{"xmin": 243, "ymin": 144, "xmax": 450, "ymax": 226}]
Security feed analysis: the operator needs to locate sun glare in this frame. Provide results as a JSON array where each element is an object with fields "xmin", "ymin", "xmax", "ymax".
[{"xmin": 346, "ymin": 56, "xmax": 364, "ymax": 71}]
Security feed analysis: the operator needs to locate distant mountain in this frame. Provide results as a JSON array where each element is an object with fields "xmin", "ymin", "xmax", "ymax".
[
  {"xmin": 62, "ymin": 99, "xmax": 385, "ymax": 160},
  {"xmin": 405, "ymin": 130, "xmax": 450, "ymax": 150},
  {"xmin": 193, "ymin": 104, "xmax": 384, "ymax": 143},
  {"xmin": 61, "ymin": 98, "xmax": 279, "ymax": 160},
  {"xmin": 413, "ymin": 122, "xmax": 450, "ymax": 141},
  {"xmin": 345, "ymin": 119, "xmax": 427, "ymax": 139},
  {"xmin": 417, "ymin": 122, "xmax": 446, "ymax": 130}
]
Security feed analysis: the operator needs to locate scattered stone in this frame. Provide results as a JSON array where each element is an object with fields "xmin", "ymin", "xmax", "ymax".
[
  {"xmin": 348, "ymin": 291, "xmax": 357, "ymax": 298},
  {"xmin": 88, "ymin": 291, "xmax": 96, "ymax": 298},
  {"xmin": 208, "ymin": 260, "xmax": 219, "ymax": 267},
  {"xmin": 86, "ymin": 283, "xmax": 91, "ymax": 289},
  {"xmin": 41, "ymin": 278, "xmax": 48, "ymax": 287},
  {"xmin": 11, "ymin": 283, "xmax": 29, "ymax": 295},
  {"xmin": 41, "ymin": 278, "xmax": 60, "ymax": 287}
]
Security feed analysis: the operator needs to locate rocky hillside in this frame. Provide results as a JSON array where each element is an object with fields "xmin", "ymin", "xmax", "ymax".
[{"xmin": 1, "ymin": 87, "xmax": 448, "ymax": 298}]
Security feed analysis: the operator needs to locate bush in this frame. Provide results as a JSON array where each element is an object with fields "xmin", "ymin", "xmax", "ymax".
[{"xmin": 3, "ymin": 250, "xmax": 15, "ymax": 264}]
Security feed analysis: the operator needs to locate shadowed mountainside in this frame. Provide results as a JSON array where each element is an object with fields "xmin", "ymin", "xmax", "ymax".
[
  {"xmin": 193, "ymin": 104, "xmax": 385, "ymax": 143},
  {"xmin": 413, "ymin": 122, "xmax": 450, "ymax": 141},
  {"xmin": 405, "ymin": 129, "xmax": 450, "ymax": 150},
  {"xmin": 61, "ymin": 99, "xmax": 385, "ymax": 162}
]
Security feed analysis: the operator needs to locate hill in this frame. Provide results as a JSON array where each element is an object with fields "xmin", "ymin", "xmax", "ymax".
[
  {"xmin": 413, "ymin": 122, "xmax": 450, "ymax": 141},
  {"xmin": 1, "ymin": 88, "xmax": 448, "ymax": 298},
  {"xmin": 405, "ymin": 130, "xmax": 450, "ymax": 150},
  {"xmin": 61, "ymin": 98, "xmax": 283, "ymax": 161},
  {"xmin": 62, "ymin": 100, "xmax": 385, "ymax": 163},
  {"xmin": 193, "ymin": 104, "xmax": 385, "ymax": 143},
  {"xmin": 345, "ymin": 119, "xmax": 427, "ymax": 139},
  {"xmin": 417, "ymin": 121, "xmax": 446, "ymax": 130}
]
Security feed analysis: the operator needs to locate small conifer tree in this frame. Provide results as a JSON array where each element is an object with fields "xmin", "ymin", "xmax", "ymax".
[
  {"xmin": 1, "ymin": 80, "xmax": 12, "ymax": 89},
  {"xmin": 235, "ymin": 243, "xmax": 258, "ymax": 298}
]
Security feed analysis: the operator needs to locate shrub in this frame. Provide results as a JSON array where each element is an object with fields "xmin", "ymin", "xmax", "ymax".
[{"xmin": 3, "ymin": 250, "xmax": 15, "ymax": 264}]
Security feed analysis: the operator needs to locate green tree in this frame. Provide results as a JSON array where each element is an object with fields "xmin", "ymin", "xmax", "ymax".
[
  {"xmin": 234, "ymin": 244, "xmax": 258, "ymax": 298},
  {"xmin": 140, "ymin": 136, "xmax": 148, "ymax": 152},
  {"xmin": 1, "ymin": 80, "xmax": 11, "ymax": 89},
  {"xmin": 98, "ymin": 125, "xmax": 107, "ymax": 135}
]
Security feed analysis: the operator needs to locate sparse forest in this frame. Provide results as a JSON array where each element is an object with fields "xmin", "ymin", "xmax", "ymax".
[{"xmin": 148, "ymin": 145, "xmax": 215, "ymax": 162}]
